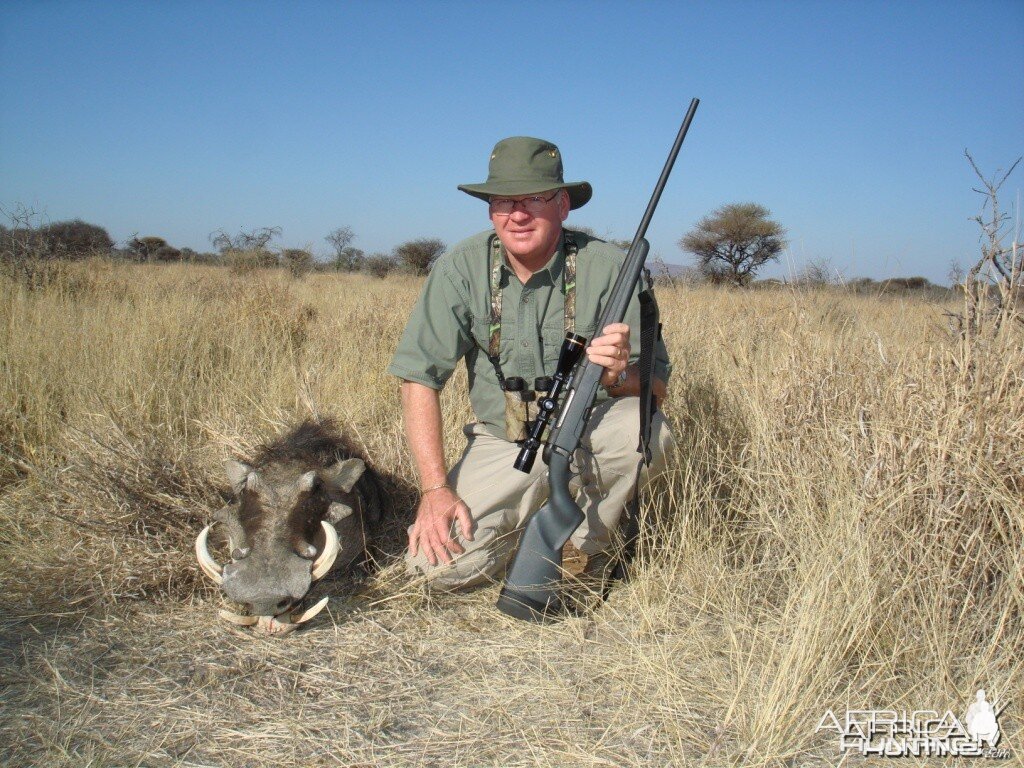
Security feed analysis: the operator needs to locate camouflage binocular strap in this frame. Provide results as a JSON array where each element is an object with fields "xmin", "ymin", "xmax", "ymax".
[{"xmin": 486, "ymin": 234, "xmax": 577, "ymax": 384}]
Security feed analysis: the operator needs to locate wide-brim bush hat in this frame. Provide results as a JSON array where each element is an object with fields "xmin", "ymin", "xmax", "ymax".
[{"xmin": 458, "ymin": 136, "xmax": 592, "ymax": 210}]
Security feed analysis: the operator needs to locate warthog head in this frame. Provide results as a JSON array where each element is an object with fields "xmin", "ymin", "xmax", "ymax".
[{"xmin": 195, "ymin": 420, "xmax": 377, "ymax": 634}]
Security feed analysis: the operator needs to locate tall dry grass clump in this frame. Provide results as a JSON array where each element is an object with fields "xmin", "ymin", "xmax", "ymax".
[
  {"xmin": 0, "ymin": 261, "xmax": 1020, "ymax": 766},
  {"xmin": 643, "ymin": 285, "xmax": 1022, "ymax": 762}
]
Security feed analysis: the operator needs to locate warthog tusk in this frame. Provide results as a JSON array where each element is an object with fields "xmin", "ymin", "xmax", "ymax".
[
  {"xmin": 218, "ymin": 609, "xmax": 259, "ymax": 626},
  {"xmin": 291, "ymin": 596, "xmax": 329, "ymax": 625},
  {"xmin": 310, "ymin": 521, "xmax": 339, "ymax": 580},
  {"xmin": 195, "ymin": 525, "xmax": 224, "ymax": 585}
]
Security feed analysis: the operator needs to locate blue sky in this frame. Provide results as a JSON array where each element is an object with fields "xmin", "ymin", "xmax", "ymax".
[{"xmin": 1, "ymin": 0, "xmax": 1021, "ymax": 284}]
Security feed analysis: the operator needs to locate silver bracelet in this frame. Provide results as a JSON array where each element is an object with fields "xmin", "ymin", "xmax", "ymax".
[{"xmin": 606, "ymin": 368, "xmax": 628, "ymax": 390}]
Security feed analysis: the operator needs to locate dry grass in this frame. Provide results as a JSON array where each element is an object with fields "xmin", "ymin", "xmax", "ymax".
[{"xmin": 0, "ymin": 260, "xmax": 1020, "ymax": 766}]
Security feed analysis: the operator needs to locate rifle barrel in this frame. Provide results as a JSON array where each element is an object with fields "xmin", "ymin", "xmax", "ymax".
[{"xmin": 632, "ymin": 98, "xmax": 700, "ymax": 246}]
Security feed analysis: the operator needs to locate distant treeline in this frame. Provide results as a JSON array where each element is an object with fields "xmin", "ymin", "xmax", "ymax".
[
  {"xmin": 1, "ymin": 215, "xmax": 964, "ymax": 293},
  {"xmin": 0, "ymin": 215, "xmax": 445, "ymax": 279},
  {"xmin": 648, "ymin": 259, "xmax": 957, "ymax": 296},
  {"xmin": 752, "ymin": 275, "xmax": 955, "ymax": 298}
]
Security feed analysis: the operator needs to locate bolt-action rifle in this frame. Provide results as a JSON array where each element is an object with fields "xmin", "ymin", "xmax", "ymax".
[{"xmin": 496, "ymin": 98, "xmax": 700, "ymax": 622}]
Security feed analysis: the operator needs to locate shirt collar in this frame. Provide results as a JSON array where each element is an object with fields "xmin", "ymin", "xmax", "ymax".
[{"xmin": 496, "ymin": 231, "xmax": 567, "ymax": 286}]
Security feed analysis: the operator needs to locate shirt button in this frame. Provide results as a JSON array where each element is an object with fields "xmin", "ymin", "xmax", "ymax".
[{"xmin": 521, "ymin": 340, "xmax": 528, "ymax": 347}]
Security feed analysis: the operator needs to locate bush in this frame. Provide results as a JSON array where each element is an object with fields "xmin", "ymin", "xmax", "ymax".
[
  {"xmin": 335, "ymin": 247, "xmax": 364, "ymax": 272},
  {"xmin": 883, "ymin": 276, "xmax": 930, "ymax": 291},
  {"xmin": 364, "ymin": 252, "xmax": 397, "ymax": 279},
  {"xmin": 282, "ymin": 248, "xmax": 315, "ymax": 279},
  {"xmin": 0, "ymin": 224, "xmax": 42, "ymax": 261},
  {"xmin": 127, "ymin": 236, "xmax": 168, "ymax": 261},
  {"xmin": 154, "ymin": 246, "xmax": 182, "ymax": 262},
  {"xmin": 183, "ymin": 249, "xmax": 221, "ymax": 265},
  {"xmin": 226, "ymin": 249, "xmax": 278, "ymax": 275},
  {"xmin": 394, "ymin": 238, "xmax": 445, "ymax": 276},
  {"xmin": 0, "ymin": 215, "xmax": 113, "ymax": 261},
  {"xmin": 44, "ymin": 220, "xmax": 114, "ymax": 257},
  {"xmin": 795, "ymin": 258, "xmax": 839, "ymax": 286}
]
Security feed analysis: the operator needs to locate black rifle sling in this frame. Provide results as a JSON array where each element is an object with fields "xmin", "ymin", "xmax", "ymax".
[
  {"xmin": 610, "ymin": 268, "xmax": 660, "ymax": 585},
  {"xmin": 637, "ymin": 267, "xmax": 659, "ymax": 465}
]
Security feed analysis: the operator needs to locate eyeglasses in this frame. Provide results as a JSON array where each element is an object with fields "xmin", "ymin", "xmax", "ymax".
[{"xmin": 489, "ymin": 191, "xmax": 560, "ymax": 216}]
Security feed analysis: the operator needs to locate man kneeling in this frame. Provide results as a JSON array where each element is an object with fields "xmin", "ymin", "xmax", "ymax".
[{"xmin": 387, "ymin": 136, "xmax": 674, "ymax": 592}]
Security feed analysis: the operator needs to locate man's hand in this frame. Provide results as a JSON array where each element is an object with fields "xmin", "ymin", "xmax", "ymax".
[
  {"xmin": 408, "ymin": 486, "xmax": 474, "ymax": 566},
  {"xmin": 586, "ymin": 322, "xmax": 631, "ymax": 388},
  {"xmin": 400, "ymin": 381, "xmax": 475, "ymax": 566}
]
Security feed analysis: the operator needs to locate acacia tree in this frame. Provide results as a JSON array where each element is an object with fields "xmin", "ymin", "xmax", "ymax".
[
  {"xmin": 325, "ymin": 226, "xmax": 364, "ymax": 272},
  {"xmin": 679, "ymin": 203, "xmax": 786, "ymax": 287},
  {"xmin": 209, "ymin": 226, "xmax": 281, "ymax": 254},
  {"xmin": 209, "ymin": 226, "xmax": 281, "ymax": 268},
  {"xmin": 394, "ymin": 238, "xmax": 445, "ymax": 276}
]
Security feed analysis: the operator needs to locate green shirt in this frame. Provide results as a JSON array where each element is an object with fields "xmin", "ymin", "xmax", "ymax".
[{"xmin": 388, "ymin": 229, "xmax": 672, "ymax": 440}]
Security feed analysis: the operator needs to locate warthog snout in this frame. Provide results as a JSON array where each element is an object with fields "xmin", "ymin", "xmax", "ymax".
[{"xmin": 221, "ymin": 536, "xmax": 323, "ymax": 615}]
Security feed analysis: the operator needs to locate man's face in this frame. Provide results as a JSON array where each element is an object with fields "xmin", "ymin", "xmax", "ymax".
[{"xmin": 489, "ymin": 189, "xmax": 570, "ymax": 266}]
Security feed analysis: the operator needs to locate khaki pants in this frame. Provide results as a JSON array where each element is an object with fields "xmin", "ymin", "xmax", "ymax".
[{"xmin": 406, "ymin": 396, "xmax": 674, "ymax": 590}]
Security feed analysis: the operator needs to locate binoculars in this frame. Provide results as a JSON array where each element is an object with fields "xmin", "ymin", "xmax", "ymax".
[{"xmin": 501, "ymin": 375, "xmax": 555, "ymax": 397}]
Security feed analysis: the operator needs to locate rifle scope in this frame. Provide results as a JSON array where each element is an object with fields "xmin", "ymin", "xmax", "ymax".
[{"xmin": 513, "ymin": 332, "xmax": 586, "ymax": 473}]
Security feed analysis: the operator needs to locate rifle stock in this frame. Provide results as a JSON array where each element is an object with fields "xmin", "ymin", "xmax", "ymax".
[{"xmin": 497, "ymin": 98, "xmax": 699, "ymax": 622}]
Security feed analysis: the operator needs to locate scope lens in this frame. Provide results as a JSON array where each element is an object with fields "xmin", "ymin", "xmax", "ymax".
[{"xmin": 556, "ymin": 333, "xmax": 587, "ymax": 373}]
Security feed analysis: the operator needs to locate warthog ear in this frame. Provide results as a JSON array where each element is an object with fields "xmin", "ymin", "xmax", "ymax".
[
  {"xmin": 224, "ymin": 460, "xmax": 255, "ymax": 494},
  {"xmin": 321, "ymin": 458, "xmax": 365, "ymax": 493},
  {"xmin": 327, "ymin": 502, "xmax": 354, "ymax": 523}
]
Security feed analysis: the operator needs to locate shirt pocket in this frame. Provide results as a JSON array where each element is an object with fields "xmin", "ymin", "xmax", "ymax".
[
  {"xmin": 541, "ymin": 320, "xmax": 595, "ymax": 375},
  {"xmin": 470, "ymin": 314, "xmax": 516, "ymax": 361}
]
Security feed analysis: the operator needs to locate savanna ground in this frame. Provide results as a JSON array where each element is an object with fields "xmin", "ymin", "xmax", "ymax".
[{"xmin": 0, "ymin": 260, "xmax": 1020, "ymax": 767}]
